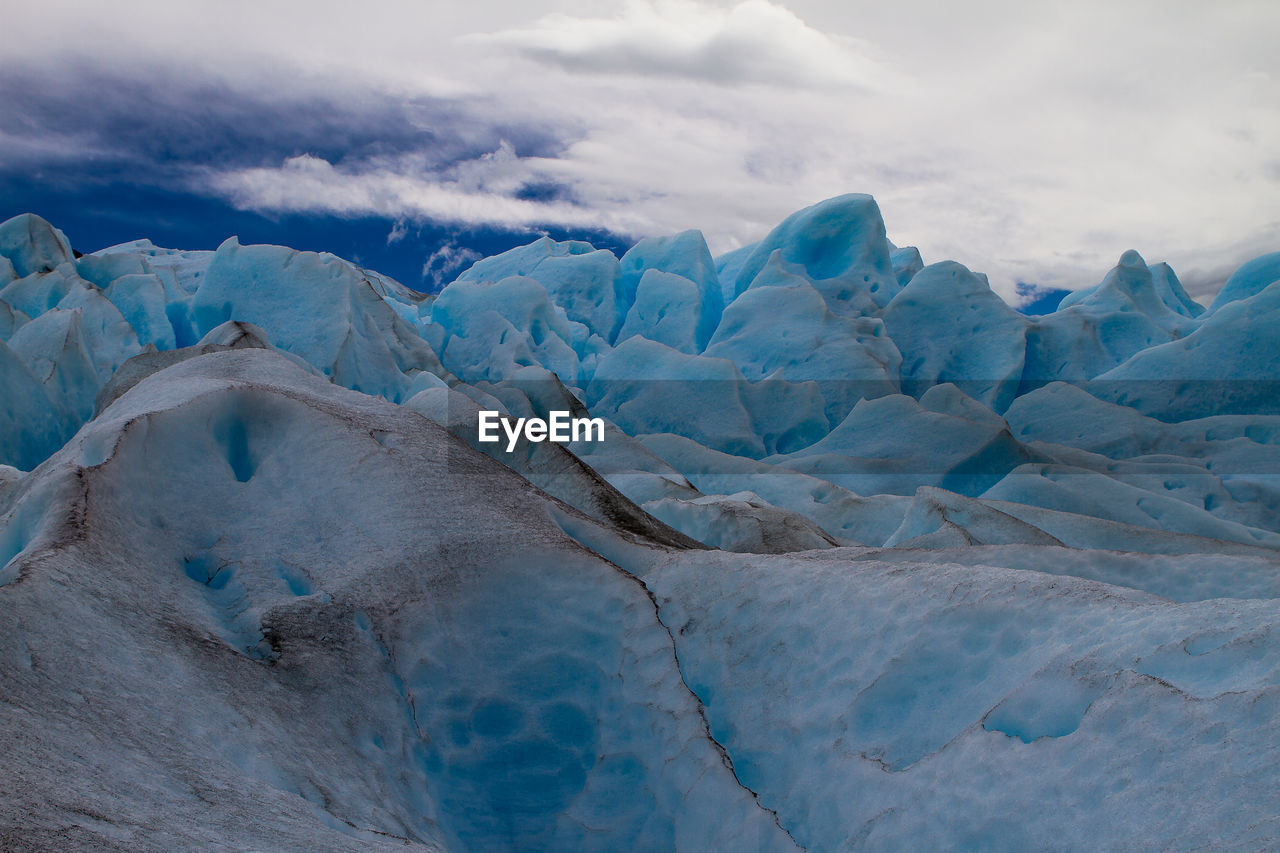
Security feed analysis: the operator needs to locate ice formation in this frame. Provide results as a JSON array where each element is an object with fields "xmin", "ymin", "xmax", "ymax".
[{"xmin": 2, "ymin": 196, "xmax": 1279, "ymax": 849}]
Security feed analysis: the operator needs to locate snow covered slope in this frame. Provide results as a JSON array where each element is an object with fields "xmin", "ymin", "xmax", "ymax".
[
  {"xmin": 0, "ymin": 350, "xmax": 792, "ymax": 851},
  {"xmin": 636, "ymin": 546, "xmax": 1280, "ymax": 850}
]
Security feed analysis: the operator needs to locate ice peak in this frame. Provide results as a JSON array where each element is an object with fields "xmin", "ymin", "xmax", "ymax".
[{"xmin": 0, "ymin": 213, "xmax": 75, "ymax": 279}]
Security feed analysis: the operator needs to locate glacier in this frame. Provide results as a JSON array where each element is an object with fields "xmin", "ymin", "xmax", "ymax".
[{"xmin": 2, "ymin": 195, "xmax": 1280, "ymax": 850}]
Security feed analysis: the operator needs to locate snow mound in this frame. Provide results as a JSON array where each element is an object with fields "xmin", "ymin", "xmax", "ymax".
[
  {"xmin": 643, "ymin": 491, "xmax": 840, "ymax": 553},
  {"xmin": 0, "ymin": 349, "xmax": 793, "ymax": 850}
]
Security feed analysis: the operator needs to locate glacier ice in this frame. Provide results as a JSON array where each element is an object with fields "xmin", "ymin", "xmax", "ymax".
[
  {"xmin": 191, "ymin": 237, "xmax": 446, "ymax": 402},
  {"xmin": 882, "ymin": 260, "xmax": 1028, "ymax": 411},
  {"xmin": 0, "ymin": 339, "xmax": 68, "ymax": 471},
  {"xmin": 618, "ymin": 230, "xmax": 724, "ymax": 351},
  {"xmin": 105, "ymin": 273, "xmax": 176, "ymax": 351},
  {"xmin": 0, "ymin": 297, "xmax": 28, "ymax": 338},
  {"xmin": 2, "ymin": 198, "xmax": 1277, "ymax": 553},
  {"xmin": 2, "ymin": 197, "xmax": 1280, "ymax": 850},
  {"xmin": 889, "ymin": 244, "xmax": 924, "ymax": 287},
  {"xmin": 1, "ymin": 350, "xmax": 793, "ymax": 849},
  {"xmin": 459, "ymin": 237, "xmax": 626, "ymax": 342},
  {"xmin": 730, "ymin": 194, "xmax": 900, "ymax": 311},
  {"xmin": 0, "ymin": 213, "xmax": 74, "ymax": 279},
  {"xmin": 618, "ymin": 269, "xmax": 711, "ymax": 355},
  {"xmin": 642, "ymin": 490, "xmax": 840, "ymax": 554},
  {"xmin": 1091, "ymin": 277, "xmax": 1280, "ymax": 419},
  {"xmin": 8, "ymin": 306, "xmax": 111, "ymax": 425},
  {"xmin": 1025, "ymin": 250, "xmax": 1199, "ymax": 385},
  {"xmin": 704, "ymin": 270, "xmax": 900, "ymax": 425},
  {"xmin": 431, "ymin": 275, "xmax": 580, "ymax": 382},
  {"xmin": 1208, "ymin": 250, "xmax": 1280, "ymax": 312},
  {"xmin": 631, "ymin": 547, "xmax": 1280, "ymax": 850}
]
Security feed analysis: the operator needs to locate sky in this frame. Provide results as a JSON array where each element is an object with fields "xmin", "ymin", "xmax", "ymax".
[{"xmin": 1, "ymin": 0, "xmax": 1277, "ymax": 301}]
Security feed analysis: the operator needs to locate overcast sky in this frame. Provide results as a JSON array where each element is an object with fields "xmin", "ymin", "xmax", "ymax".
[{"xmin": 2, "ymin": 0, "xmax": 1277, "ymax": 300}]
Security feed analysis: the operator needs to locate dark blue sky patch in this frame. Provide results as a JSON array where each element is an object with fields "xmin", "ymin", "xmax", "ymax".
[
  {"xmin": 514, "ymin": 181, "xmax": 578, "ymax": 203},
  {"xmin": 0, "ymin": 63, "xmax": 632, "ymax": 291},
  {"xmin": 1, "ymin": 64, "xmax": 570, "ymax": 176},
  {"xmin": 0, "ymin": 177, "xmax": 632, "ymax": 292},
  {"xmin": 1014, "ymin": 282, "xmax": 1071, "ymax": 315}
]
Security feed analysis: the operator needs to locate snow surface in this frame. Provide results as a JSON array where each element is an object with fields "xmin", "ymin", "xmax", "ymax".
[{"xmin": 1, "ymin": 350, "xmax": 790, "ymax": 851}]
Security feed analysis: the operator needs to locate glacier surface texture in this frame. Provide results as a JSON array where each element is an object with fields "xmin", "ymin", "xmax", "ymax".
[{"xmin": 2, "ymin": 196, "xmax": 1280, "ymax": 850}]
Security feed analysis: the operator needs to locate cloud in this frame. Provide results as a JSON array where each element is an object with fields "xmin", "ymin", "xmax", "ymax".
[
  {"xmin": 3, "ymin": 0, "xmax": 1278, "ymax": 303},
  {"xmin": 475, "ymin": 0, "xmax": 880, "ymax": 89},
  {"xmin": 422, "ymin": 242, "xmax": 482, "ymax": 288},
  {"xmin": 0, "ymin": 64, "xmax": 566, "ymax": 188},
  {"xmin": 209, "ymin": 151, "xmax": 650, "ymax": 234},
  {"xmin": 386, "ymin": 219, "xmax": 409, "ymax": 245}
]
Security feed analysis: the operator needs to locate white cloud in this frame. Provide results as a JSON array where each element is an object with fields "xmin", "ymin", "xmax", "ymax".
[
  {"xmin": 474, "ymin": 0, "xmax": 882, "ymax": 88},
  {"xmin": 209, "ymin": 152, "xmax": 652, "ymax": 234},
  {"xmin": 422, "ymin": 242, "xmax": 482, "ymax": 287},
  {"xmin": 6, "ymin": 0, "xmax": 1280, "ymax": 301},
  {"xmin": 386, "ymin": 219, "xmax": 409, "ymax": 245}
]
